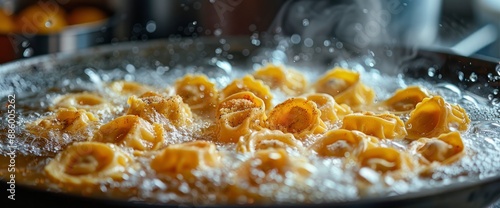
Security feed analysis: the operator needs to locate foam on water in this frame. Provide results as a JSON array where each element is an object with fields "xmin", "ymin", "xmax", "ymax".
[{"xmin": 1, "ymin": 56, "xmax": 499, "ymax": 205}]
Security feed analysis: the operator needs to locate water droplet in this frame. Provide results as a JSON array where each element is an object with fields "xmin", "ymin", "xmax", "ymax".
[
  {"xmin": 21, "ymin": 41, "xmax": 30, "ymax": 48},
  {"xmin": 214, "ymin": 29, "xmax": 222, "ymax": 36},
  {"xmin": 385, "ymin": 49, "xmax": 393, "ymax": 57},
  {"xmin": 493, "ymin": 89, "xmax": 499, "ymax": 95},
  {"xmin": 458, "ymin": 71, "xmax": 465, "ymax": 81},
  {"xmin": 291, "ymin": 34, "xmax": 301, "ymax": 44},
  {"xmin": 470, "ymin": 72, "xmax": 478, "ymax": 82},
  {"xmin": 146, "ymin": 21, "xmax": 157, "ymax": 33},
  {"xmin": 304, "ymin": 38, "xmax": 313, "ymax": 47},
  {"xmin": 45, "ymin": 20, "xmax": 53, "ymax": 28},
  {"xmin": 251, "ymin": 39, "xmax": 261, "ymax": 46},
  {"xmin": 364, "ymin": 58, "xmax": 376, "ymax": 67},
  {"xmin": 336, "ymin": 42, "xmax": 343, "ymax": 49},
  {"xmin": 328, "ymin": 47, "xmax": 335, "ymax": 53},
  {"xmin": 323, "ymin": 40, "xmax": 331, "ymax": 47},
  {"xmin": 126, "ymin": 64, "xmax": 136, "ymax": 73},
  {"xmin": 492, "ymin": 98, "xmax": 500, "ymax": 106},
  {"xmin": 23, "ymin": 48, "xmax": 34, "ymax": 57},
  {"xmin": 495, "ymin": 65, "xmax": 500, "ymax": 75},
  {"xmin": 302, "ymin": 19, "xmax": 310, "ymax": 27},
  {"xmin": 428, "ymin": 67, "xmax": 436, "ymax": 77}
]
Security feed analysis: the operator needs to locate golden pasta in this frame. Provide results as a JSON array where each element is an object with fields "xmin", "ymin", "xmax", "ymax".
[
  {"xmin": 341, "ymin": 112, "xmax": 407, "ymax": 139},
  {"xmin": 127, "ymin": 94, "xmax": 193, "ymax": 128},
  {"xmin": 92, "ymin": 115, "xmax": 164, "ymax": 151},
  {"xmin": 150, "ymin": 140, "xmax": 221, "ymax": 181},
  {"xmin": 174, "ymin": 74, "xmax": 219, "ymax": 118},
  {"xmin": 374, "ymin": 86, "xmax": 429, "ymax": 112},
  {"xmin": 253, "ymin": 64, "xmax": 307, "ymax": 95},
  {"xmin": 309, "ymin": 129, "xmax": 378, "ymax": 158},
  {"xmin": 44, "ymin": 142, "xmax": 132, "ymax": 185},
  {"xmin": 414, "ymin": 131, "xmax": 465, "ymax": 165},
  {"xmin": 313, "ymin": 67, "xmax": 375, "ymax": 108},
  {"xmin": 221, "ymin": 75, "xmax": 274, "ymax": 110},
  {"xmin": 358, "ymin": 147, "xmax": 412, "ymax": 173},
  {"xmin": 236, "ymin": 128, "xmax": 304, "ymax": 153},
  {"xmin": 266, "ymin": 97, "xmax": 326, "ymax": 139},
  {"xmin": 405, "ymin": 96, "xmax": 470, "ymax": 140},
  {"xmin": 306, "ymin": 93, "xmax": 353, "ymax": 123},
  {"xmin": 108, "ymin": 80, "xmax": 155, "ymax": 96},
  {"xmin": 26, "ymin": 107, "xmax": 98, "ymax": 141},
  {"xmin": 216, "ymin": 91, "xmax": 267, "ymax": 143},
  {"xmin": 52, "ymin": 92, "xmax": 112, "ymax": 112}
]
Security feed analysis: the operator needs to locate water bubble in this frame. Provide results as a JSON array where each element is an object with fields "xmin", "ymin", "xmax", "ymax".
[
  {"xmin": 364, "ymin": 58, "xmax": 376, "ymax": 67},
  {"xmin": 336, "ymin": 42, "xmax": 343, "ymax": 49},
  {"xmin": 214, "ymin": 29, "xmax": 222, "ymax": 36},
  {"xmin": 291, "ymin": 34, "xmax": 301, "ymax": 44},
  {"xmin": 492, "ymin": 98, "xmax": 500, "ymax": 106},
  {"xmin": 469, "ymin": 72, "xmax": 478, "ymax": 82},
  {"xmin": 304, "ymin": 38, "xmax": 314, "ymax": 47},
  {"xmin": 215, "ymin": 48, "xmax": 222, "ymax": 54},
  {"xmin": 23, "ymin": 48, "xmax": 34, "ymax": 57},
  {"xmin": 428, "ymin": 67, "xmax": 436, "ymax": 77},
  {"xmin": 493, "ymin": 89, "xmax": 499, "ymax": 95},
  {"xmin": 323, "ymin": 40, "xmax": 331, "ymax": 47},
  {"xmin": 302, "ymin": 19, "xmax": 310, "ymax": 27},
  {"xmin": 45, "ymin": 20, "xmax": 53, "ymax": 28},
  {"xmin": 458, "ymin": 71, "xmax": 465, "ymax": 81},
  {"xmin": 495, "ymin": 65, "xmax": 500, "ymax": 75},
  {"xmin": 146, "ymin": 21, "xmax": 157, "ymax": 33},
  {"xmin": 21, "ymin": 41, "xmax": 30, "ymax": 48},
  {"xmin": 251, "ymin": 39, "xmax": 261, "ymax": 46},
  {"xmin": 328, "ymin": 47, "xmax": 335, "ymax": 53},
  {"xmin": 126, "ymin": 64, "xmax": 136, "ymax": 73}
]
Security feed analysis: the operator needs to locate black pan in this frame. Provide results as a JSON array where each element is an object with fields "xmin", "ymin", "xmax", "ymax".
[{"xmin": 0, "ymin": 37, "xmax": 499, "ymax": 208}]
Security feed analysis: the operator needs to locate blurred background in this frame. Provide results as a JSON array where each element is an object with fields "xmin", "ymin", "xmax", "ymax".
[{"xmin": 0, "ymin": 0, "xmax": 499, "ymax": 64}]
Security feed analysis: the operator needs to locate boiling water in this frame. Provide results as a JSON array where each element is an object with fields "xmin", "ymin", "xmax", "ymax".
[{"xmin": 0, "ymin": 57, "xmax": 499, "ymax": 205}]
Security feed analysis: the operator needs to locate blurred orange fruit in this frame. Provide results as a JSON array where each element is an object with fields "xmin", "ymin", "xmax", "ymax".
[
  {"xmin": 67, "ymin": 6, "xmax": 107, "ymax": 25},
  {"xmin": 0, "ymin": 9, "xmax": 14, "ymax": 33},
  {"xmin": 16, "ymin": 3, "xmax": 67, "ymax": 34}
]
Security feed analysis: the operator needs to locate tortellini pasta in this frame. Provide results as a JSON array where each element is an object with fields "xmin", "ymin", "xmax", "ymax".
[
  {"xmin": 150, "ymin": 141, "xmax": 221, "ymax": 181},
  {"xmin": 236, "ymin": 129, "xmax": 304, "ymax": 153},
  {"xmin": 216, "ymin": 91, "xmax": 267, "ymax": 143},
  {"xmin": 313, "ymin": 67, "xmax": 375, "ymax": 108},
  {"xmin": 92, "ymin": 115, "xmax": 164, "ymax": 151},
  {"xmin": 309, "ymin": 129, "xmax": 378, "ymax": 158},
  {"xmin": 375, "ymin": 86, "xmax": 429, "ymax": 112},
  {"xmin": 174, "ymin": 74, "xmax": 219, "ymax": 118},
  {"xmin": 26, "ymin": 107, "xmax": 98, "ymax": 141},
  {"xmin": 44, "ymin": 142, "xmax": 132, "ymax": 185},
  {"xmin": 221, "ymin": 75, "xmax": 274, "ymax": 110},
  {"xmin": 266, "ymin": 97, "xmax": 326, "ymax": 139},
  {"xmin": 358, "ymin": 147, "xmax": 413, "ymax": 174},
  {"xmin": 414, "ymin": 131, "xmax": 465, "ymax": 165},
  {"xmin": 127, "ymin": 94, "xmax": 193, "ymax": 128},
  {"xmin": 341, "ymin": 112, "xmax": 407, "ymax": 139},
  {"xmin": 405, "ymin": 96, "xmax": 470, "ymax": 140},
  {"xmin": 108, "ymin": 80, "xmax": 155, "ymax": 96},
  {"xmin": 306, "ymin": 93, "xmax": 352, "ymax": 123},
  {"xmin": 52, "ymin": 92, "xmax": 112, "ymax": 113},
  {"xmin": 253, "ymin": 64, "xmax": 307, "ymax": 96}
]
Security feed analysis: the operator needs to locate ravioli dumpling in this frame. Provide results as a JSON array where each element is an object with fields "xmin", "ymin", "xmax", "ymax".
[
  {"xmin": 26, "ymin": 107, "xmax": 98, "ymax": 141},
  {"xmin": 150, "ymin": 140, "xmax": 221, "ymax": 181},
  {"xmin": 236, "ymin": 129, "xmax": 304, "ymax": 153},
  {"xmin": 93, "ymin": 115, "xmax": 164, "ymax": 151},
  {"xmin": 52, "ymin": 92, "xmax": 114, "ymax": 114},
  {"xmin": 44, "ymin": 142, "xmax": 132, "ymax": 185},
  {"xmin": 309, "ymin": 129, "xmax": 378, "ymax": 158},
  {"xmin": 306, "ymin": 93, "xmax": 352, "ymax": 123},
  {"xmin": 127, "ymin": 94, "xmax": 193, "ymax": 128},
  {"xmin": 266, "ymin": 97, "xmax": 326, "ymax": 139},
  {"xmin": 341, "ymin": 112, "xmax": 407, "ymax": 139},
  {"xmin": 216, "ymin": 91, "xmax": 267, "ymax": 143},
  {"xmin": 108, "ymin": 80, "xmax": 155, "ymax": 96},
  {"xmin": 376, "ymin": 86, "xmax": 429, "ymax": 112},
  {"xmin": 313, "ymin": 67, "xmax": 375, "ymax": 108},
  {"xmin": 405, "ymin": 96, "xmax": 470, "ymax": 140},
  {"xmin": 253, "ymin": 64, "xmax": 307, "ymax": 96},
  {"xmin": 221, "ymin": 75, "xmax": 273, "ymax": 110},
  {"xmin": 174, "ymin": 74, "xmax": 219, "ymax": 118},
  {"xmin": 414, "ymin": 131, "xmax": 465, "ymax": 164},
  {"xmin": 358, "ymin": 147, "xmax": 412, "ymax": 173}
]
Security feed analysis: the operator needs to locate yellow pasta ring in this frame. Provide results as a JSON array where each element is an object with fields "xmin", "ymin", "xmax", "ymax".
[
  {"xmin": 174, "ymin": 74, "xmax": 219, "ymax": 118},
  {"xmin": 127, "ymin": 94, "xmax": 193, "ymax": 128},
  {"xmin": 306, "ymin": 93, "xmax": 353, "ymax": 123},
  {"xmin": 416, "ymin": 131, "xmax": 464, "ymax": 164},
  {"xmin": 405, "ymin": 96, "xmax": 470, "ymax": 140},
  {"xmin": 266, "ymin": 97, "xmax": 326, "ymax": 139},
  {"xmin": 377, "ymin": 86, "xmax": 429, "ymax": 112},
  {"xmin": 358, "ymin": 147, "xmax": 402, "ymax": 173},
  {"xmin": 93, "ymin": 115, "xmax": 164, "ymax": 151},
  {"xmin": 216, "ymin": 91, "xmax": 267, "ymax": 143},
  {"xmin": 221, "ymin": 75, "xmax": 273, "ymax": 110},
  {"xmin": 341, "ymin": 112, "xmax": 407, "ymax": 139},
  {"xmin": 44, "ymin": 142, "xmax": 131, "ymax": 185},
  {"xmin": 309, "ymin": 129, "xmax": 378, "ymax": 158},
  {"xmin": 253, "ymin": 64, "xmax": 307, "ymax": 96},
  {"xmin": 236, "ymin": 129, "xmax": 304, "ymax": 153}
]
